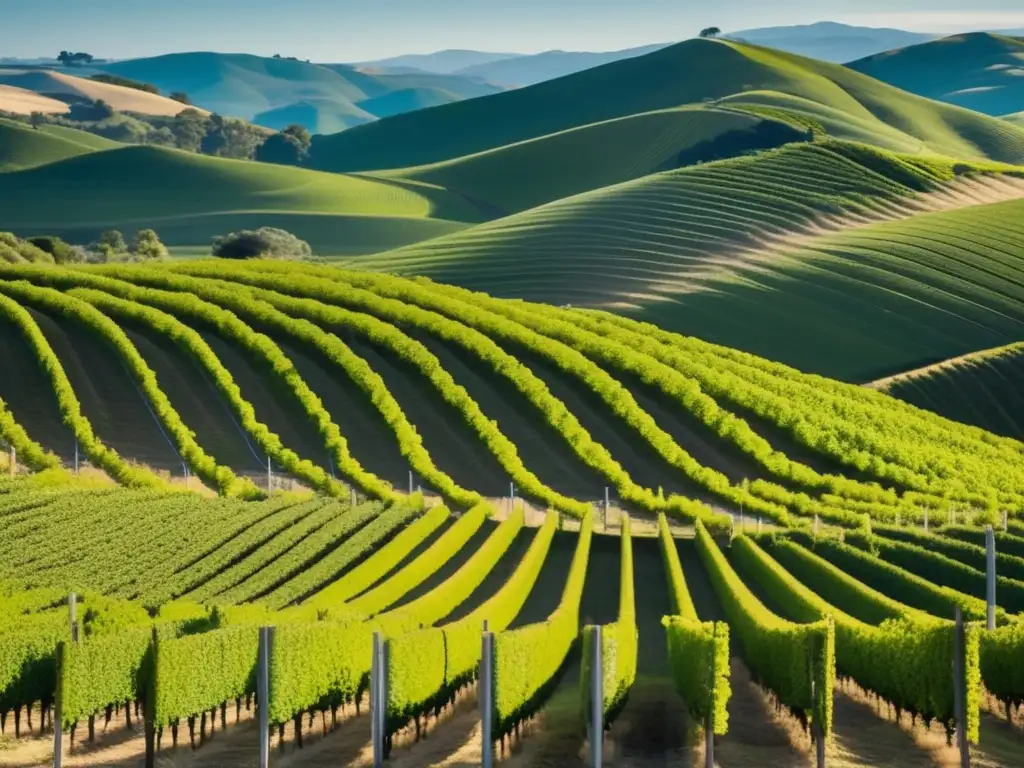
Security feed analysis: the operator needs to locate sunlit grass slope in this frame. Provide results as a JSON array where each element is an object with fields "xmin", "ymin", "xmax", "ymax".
[
  {"xmin": 0, "ymin": 145, "xmax": 487, "ymax": 255},
  {"xmin": 351, "ymin": 142, "xmax": 1024, "ymax": 381},
  {"xmin": 869, "ymin": 343, "xmax": 1024, "ymax": 440},
  {"xmin": 0, "ymin": 117, "xmax": 119, "ymax": 171},
  {"xmin": 377, "ymin": 106, "xmax": 777, "ymax": 214},
  {"xmin": 307, "ymin": 37, "xmax": 1024, "ymax": 174},
  {"xmin": 848, "ymin": 33, "xmax": 1024, "ymax": 117}
]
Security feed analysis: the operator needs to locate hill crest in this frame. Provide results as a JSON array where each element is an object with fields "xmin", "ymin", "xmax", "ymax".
[
  {"xmin": 847, "ymin": 32, "xmax": 1024, "ymax": 116},
  {"xmin": 307, "ymin": 37, "xmax": 1024, "ymax": 173}
]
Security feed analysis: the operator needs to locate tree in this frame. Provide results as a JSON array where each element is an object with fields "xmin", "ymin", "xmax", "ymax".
[
  {"xmin": 699, "ymin": 27, "xmax": 722, "ymax": 38},
  {"xmin": 131, "ymin": 229, "xmax": 169, "ymax": 261},
  {"xmin": 200, "ymin": 128, "xmax": 229, "ymax": 156},
  {"xmin": 90, "ymin": 74, "xmax": 159, "ymax": 94},
  {"xmin": 169, "ymin": 91, "xmax": 192, "ymax": 105},
  {"xmin": 69, "ymin": 99, "xmax": 115, "ymax": 122},
  {"xmin": 254, "ymin": 131, "xmax": 307, "ymax": 166},
  {"xmin": 212, "ymin": 227, "xmax": 312, "ymax": 260},
  {"xmin": 280, "ymin": 124, "xmax": 311, "ymax": 151},
  {"xmin": 92, "ymin": 229, "xmax": 127, "ymax": 261},
  {"xmin": 168, "ymin": 109, "xmax": 209, "ymax": 152},
  {"xmin": 28, "ymin": 236, "xmax": 83, "ymax": 264},
  {"xmin": 29, "ymin": 112, "xmax": 45, "ymax": 130},
  {"xmin": 58, "ymin": 51, "xmax": 94, "ymax": 66}
]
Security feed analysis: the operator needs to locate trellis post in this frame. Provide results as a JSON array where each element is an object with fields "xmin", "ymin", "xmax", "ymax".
[
  {"xmin": 480, "ymin": 626, "xmax": 494, "ymax": 768},
  {"xmin": 588, "ymin": 625, "xmax": 603, "ymax": 768},
  {"xmin": 258, "ymin": 626, "xmax": 272, "ymax": 768},
  {"xmin": 952, "ymin": 608, "xmax": 970, "ymax": 768},
  {"xmin": 986, "ymin": 525, "xmax": 996, "ymax": 631},
  {"xmin": 371, "ymin": 632, "xmax": 389, "ymax": 767}
]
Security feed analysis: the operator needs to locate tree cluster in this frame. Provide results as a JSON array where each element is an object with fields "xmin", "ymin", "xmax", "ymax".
[
  {"xmin": 254, "ymin": 124, "xmax": 311, "ymax": 166},
  {"xmin": 57, "ymin": 51, "xmax": 94, "ymax": 67},
  {"xmin": 211, "ymin": 227, "xmax": 311, "ymax": 260},
  {"xmin": 89, "ymin": 74, "xmax": 159, "ymax": 94},
  {"xmin": 86, "ymin": 229, "xmax": 169, "ymax": 263},
  {"xmin": 5, "ymin": 105, "xmax": 272, "ymax": 160}
]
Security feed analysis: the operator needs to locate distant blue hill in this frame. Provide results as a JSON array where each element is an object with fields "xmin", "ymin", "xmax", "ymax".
[{"xmin": 98, "ymin": 51, "xmax": 502, "ymax": 133}]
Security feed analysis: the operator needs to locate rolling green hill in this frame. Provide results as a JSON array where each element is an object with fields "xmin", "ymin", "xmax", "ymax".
[
  {"xmin": 869, "ymin": 343, "xmax": 1024, "ymax": 440},
  {"xmin": 1006, "ymin": 112, "xmax": 1024, "ymax": 127},
  {"xmin": 350, "ymin": 141, "xmax": 1024, "ymax": 381},
  {"xmin": 0, "ymin": 145, "xmax": 487, "ymax": 255},
  {"xmin": 0, "ymin": 117, "xmax": 119, "ymax": 171},
  {"xmin": 376, "ymin": 105, "xmax": 792, "ymax": 214},
  {"xmin": 306, "ymin": 37, "xmax": 1024, "ymax": 174},
  {"xmin": 848, "ymin": 33, "xmax": 1024, "ymax": 117},
  {"xmin": 98, "ymin": 52, "xmax": 502, "ymax": 133}
]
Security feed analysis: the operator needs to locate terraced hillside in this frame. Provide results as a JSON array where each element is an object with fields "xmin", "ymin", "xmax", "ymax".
[
  {"xmin": 848, "ymin": 33, "xmax": 1024, "ymax": 116},
  {"xmin": 355, "ymin": 141, "xmax": 1024, "ymax": 380},
  {"xmin": 1, "ymin": 474, "xmax": 1022, "ymax": 768},
  {"xmin": 870, "ymin": 343, "xmax": 1024, "ymax": 441},
  {"xmin": 0, "ymin": 146, "xmax": 486, "ymax": 257}
]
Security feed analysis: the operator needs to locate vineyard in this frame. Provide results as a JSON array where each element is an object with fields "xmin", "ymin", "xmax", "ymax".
[{"xmin": 1, "ymin": 260, "xmax": 1023, "ymax": 766}]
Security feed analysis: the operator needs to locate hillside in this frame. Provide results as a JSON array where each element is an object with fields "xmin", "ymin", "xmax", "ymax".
[
  {"xmin": 352, "ymin": 49, "xmax": 521, "ymax": 74},
  {"xmin": 306, "ymin": 38, "xmax": 1024, "ymax": 173},
  {"xmin": 354, "ymin": 24, "xmax": 936, "ymax": 84},
  {"xmin": 351, "ymin": 142, "xmax": 1024, "ymax": 382},
  {"xmin": 0, "ymin": 84, "xmax": 70, "ymax": 115},
  {"xmin": 0, "ymin": 68, "xmax": 200, "ymax": 116},
  {"xmin": 3, "ymin": 259, "xmax": 1024, "ymax": 523},
  {"xmin": 0, "ymin": 117, "xmax": 119, "ymax": 171},
  {"xmin": 0, "ymin": 145, "xmax": 487, "ymax": 255},
  {"xmin": 869, "ymin": 343, "xmax": 1024, "ymax": 440},
  {"xmin": 376, "ymin": 105, "xmax": 788, "ymax": 214},
  {"xmin": 453, "ymin": 43, "xmax": 669, "ymax": 87},
  {"xmin": 848, "ymin": 33, "xmax": 1024, "ymax": 116},
  {"xmin": 98, "ymin": 52, "xmax": 502, "ymax": 132},
  {"xmin": 728, "ymin": 21, "xmax": 935, "ymax": 61}
]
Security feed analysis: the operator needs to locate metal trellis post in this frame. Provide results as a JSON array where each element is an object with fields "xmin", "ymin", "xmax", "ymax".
[{"xmin": 589, "ymin": 625, "xmax": 603, "ymax": 768}]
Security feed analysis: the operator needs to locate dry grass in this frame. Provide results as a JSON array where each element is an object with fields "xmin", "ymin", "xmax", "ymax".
[
  {"xmin": 0, "ymin": 70, "xmax": 203, "ymax": 117},
  {"xmin": 0, "ymin": 85, "xmax": 69, "ymax": 115}
]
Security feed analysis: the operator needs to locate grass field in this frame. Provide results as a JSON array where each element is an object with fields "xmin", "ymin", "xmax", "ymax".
[
  {"xmin": 869, "ymin": 342, "xmax": 1024, "ymax": 440},
  {"xmin": 0, "ymin": 145, "xmax": 485, "ymax": 256},
  {"xmin": 0, "ymin": 67, "xmax": 203, "ymax": 116},
  {"xmin": 848, "ymin": 33, "xmax": 1024, "ymax": 116},
  {"xmin": 0, "ymin": 117, "xmax": 119, "ymax": 172}
]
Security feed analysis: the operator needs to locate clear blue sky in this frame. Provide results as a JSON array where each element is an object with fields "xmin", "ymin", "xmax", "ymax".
[{"xmin": 5, "ymin": 0, "xmax": 1024, "ymax": 60}]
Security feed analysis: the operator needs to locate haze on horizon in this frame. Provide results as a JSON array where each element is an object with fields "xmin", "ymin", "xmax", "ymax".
[{"xmin": 4, "ymin": 0, "xmax": 1024, "ymax": 62}]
